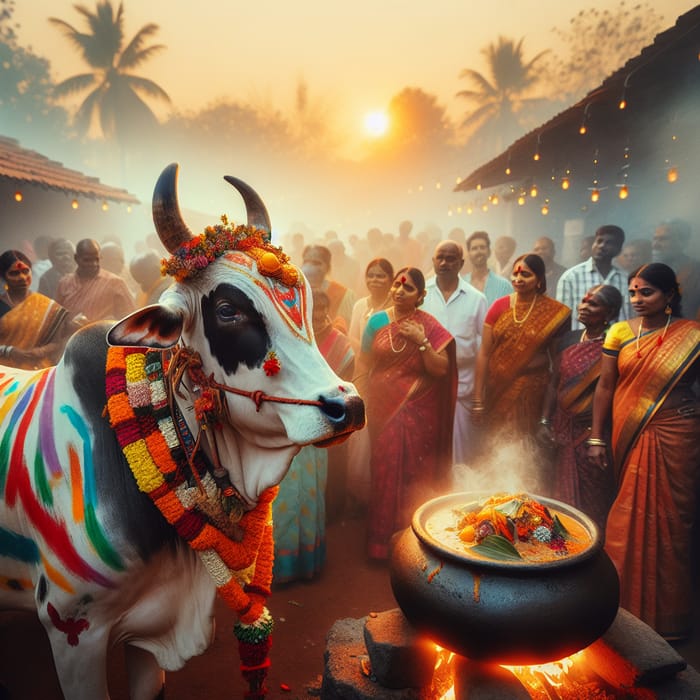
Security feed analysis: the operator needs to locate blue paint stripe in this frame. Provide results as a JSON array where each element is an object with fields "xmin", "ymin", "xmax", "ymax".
[{"xmin": 0, "ymin": 525, "xmax": 40, "ymax": 564}]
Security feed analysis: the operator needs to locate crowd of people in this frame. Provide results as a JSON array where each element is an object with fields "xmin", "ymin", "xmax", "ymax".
[{"xmin": 2, "ymin": 216, "xmax": 698, "ymax": 643}]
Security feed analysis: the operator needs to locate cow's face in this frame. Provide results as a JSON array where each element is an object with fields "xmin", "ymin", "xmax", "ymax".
[
  {"xmin": 108, "ymin": 162, "xmax": 364, "ymax": 504},
  {"xmin": 108, "ymin": 251, "xmax": 364, "ymax": 504}
]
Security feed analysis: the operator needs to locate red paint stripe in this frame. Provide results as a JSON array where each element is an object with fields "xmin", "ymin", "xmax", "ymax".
[
  {"xmin": 17, "ymin": 467, "xmax": 114, "ymax": 588},
  {"xmin": 5, "ymin": 372, "xmax": 49, "ymax": 505}
]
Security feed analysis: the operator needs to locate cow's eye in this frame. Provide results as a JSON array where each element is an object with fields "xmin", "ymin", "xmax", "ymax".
[{"xmin": 216, "ymin": 301, "xmax": 244, "ymax": 322}]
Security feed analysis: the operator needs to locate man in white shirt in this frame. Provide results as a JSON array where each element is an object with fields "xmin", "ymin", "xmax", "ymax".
[
  {"xmin": 556, "ymin": 225, "xmax": 630, "ymax": 330},
  {"xmin": 423, "ymin": 240, "xmax": 487, "ymax": 465}
]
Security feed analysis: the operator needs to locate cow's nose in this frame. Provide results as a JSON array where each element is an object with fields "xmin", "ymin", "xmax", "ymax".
[
  {"xmin": 318, "ymin": 394, "xmax": 365, "ymax": 429},
  {"xmin": 317, "ymin": 395, "xmax": 347, "ymax": 424}
]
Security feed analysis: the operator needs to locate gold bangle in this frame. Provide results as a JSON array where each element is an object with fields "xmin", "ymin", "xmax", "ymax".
[{"xmin": 585, "ymin": 437, "xmax": 607, "ymax": 447}]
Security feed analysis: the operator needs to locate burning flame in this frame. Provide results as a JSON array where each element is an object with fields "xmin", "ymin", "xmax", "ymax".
[
  {"xmin": 435, "ymin": 649, "xmax": 587, "ymax": 699},
  {"xmin": 504, "ymin": 653, "xmax": 577, "ymax": 689}
]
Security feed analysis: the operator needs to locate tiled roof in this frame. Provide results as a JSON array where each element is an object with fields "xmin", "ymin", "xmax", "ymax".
[
  {"xmin": 0, "ymin": 136, "xmax": 140, "ymax": 204},
  {"xmin": 456, "ymin": 6, "xmax": 700, "ymax": 192}
]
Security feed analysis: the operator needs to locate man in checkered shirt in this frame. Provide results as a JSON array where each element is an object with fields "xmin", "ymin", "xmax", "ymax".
[{"xmin": 556, "ymin": 225, "xmax": 631, "ymax": 330}]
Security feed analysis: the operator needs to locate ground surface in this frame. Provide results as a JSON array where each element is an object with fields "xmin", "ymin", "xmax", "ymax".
[{"xmin": 1, "ymin": 513, "xmax": 699, "ymax": 699}]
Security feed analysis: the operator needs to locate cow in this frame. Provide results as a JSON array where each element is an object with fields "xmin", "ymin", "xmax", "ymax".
[{"xmin": 0, "ymin": 163, "xmax": 364, "ymax": 700}]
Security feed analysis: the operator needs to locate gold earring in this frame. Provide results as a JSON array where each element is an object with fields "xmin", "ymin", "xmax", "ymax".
[{"xmin": 665, "ymin": 303, "xmax": 672, "ymax": 315}]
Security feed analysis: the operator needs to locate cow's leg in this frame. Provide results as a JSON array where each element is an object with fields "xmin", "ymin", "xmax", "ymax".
[
  {"xmin": 44, "ymin": 625, "xmax": 111, "ymax": 699},
  {"xmin": 124, "ymin": 643, "xmax": 165, "ymax": 700}
]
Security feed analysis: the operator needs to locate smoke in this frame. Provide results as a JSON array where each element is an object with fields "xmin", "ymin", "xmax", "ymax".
[{"xmin": 452, "ymin": 433, "xmax": 551, "ymax": 498}]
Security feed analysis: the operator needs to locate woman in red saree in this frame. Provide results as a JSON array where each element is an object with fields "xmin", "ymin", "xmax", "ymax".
[
  {"xmin": 0, "ymin": 250, "xmax": 71, "ymax": 370},
  {"xmin": 472, "ymin": 254, "xmax": 571, "ymax": 459},
  {"xmin": 360, "ymin": 267, "xmax": 457, "ymax": 560},
  {"xmin": 539, "ymin": 284, "xmax": 623, "ymax": 532},
  {"xmin": 589, "ymin": 263, "xmax": 700, "ymax": 639}
]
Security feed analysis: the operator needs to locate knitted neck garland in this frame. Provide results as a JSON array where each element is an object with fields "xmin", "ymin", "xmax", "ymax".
[{"xmin": 105, "ymin": 346, "xmax": 277, "ymax": 699}]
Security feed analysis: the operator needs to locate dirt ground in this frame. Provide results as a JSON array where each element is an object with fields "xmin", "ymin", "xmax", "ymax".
[
  {"xmin": 0, "ymin": 512, "xmax": 396, "ymax": 700},
  {"xmin": 2, "ymin": 511, "xmax": 700, "ymax": 699}
]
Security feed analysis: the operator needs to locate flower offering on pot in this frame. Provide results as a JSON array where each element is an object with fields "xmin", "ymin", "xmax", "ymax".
[{"xmin": 447, "ymin": 493, "xmax": 593, "ymax": 563}]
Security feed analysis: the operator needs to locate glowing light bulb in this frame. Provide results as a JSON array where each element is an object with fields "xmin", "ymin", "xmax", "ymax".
[
  {"xmin": 101, "ymin": 201, "xmax": 109, "ymax": 211},
  {"xmin": 541, "ymin": 204, "xmax": 549, "ymax": 215},
  {"xmin": 467, "ymin": 207, "xmax": 473, "ymax": 215},
  {"xmin": 579, "ymin": 124, "xmax": 587, "ymax": 135},
  {"xmin": 561, "ymin": 177, "xmax": 570, "ymax": 190},
  {"xmin": 481, "ymin": 203, "xmax": 488, "ymax": 212},
  {"xmin": 618, "ymin": 185, "xmax": 629, "ymax": 200},
  {"xmin": 505, "ymin": 166, "xmax": 511, "ymax": 175},
  {"xmin": 517, "ymin": 195, "xmax": 526, "ymax": 206},
  {"xmin": 14, "ymin": 191, "xmax": 23, "ymax": 202},
  {"xmin": 530, "ymin": 185, "xmax": 538, "ymax": 198},
  {"xmin": 591, "ymin": 188, "xmax": 600, "ymax": 203},
  {"xmin": 618, "ymin": 98, "xmax": 627, "ymax": 110},
  {"xmin": 533, "ymin": 152, "xmax": 540, "ymax": 162},
  {"xmin": 667, "ymin": 167, "xmax": 678, "ymax": 183},
  {"xmin": 71, "ymin": 199, "xmax": 79, "ymax": 209},
  {"xmin": 491, "ymin": 194, "xmax": 499, "ymax": 205},
  {"xmin": 476, "ymin": 184, "xmax": 482, "ymax": 191}
]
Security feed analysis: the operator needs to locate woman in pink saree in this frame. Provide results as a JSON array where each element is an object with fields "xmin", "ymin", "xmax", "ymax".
[{"xmin": 359, "ymin": 267, "xmax": 457, "ymax": 560}]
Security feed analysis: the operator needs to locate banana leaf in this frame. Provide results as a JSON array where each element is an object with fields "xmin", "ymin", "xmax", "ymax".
[{"xmin": 472, "ymin": 534, "xmax": 522, "ymax": 561}]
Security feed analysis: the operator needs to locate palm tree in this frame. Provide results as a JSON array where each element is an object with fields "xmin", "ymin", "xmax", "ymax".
[
  {"xmin": 456, "ymin": 36, "xmax": 548, "ymax": 154},
  {"xmin": 49, "ymin": 1, "xmax": 170, "ymax": 144}
]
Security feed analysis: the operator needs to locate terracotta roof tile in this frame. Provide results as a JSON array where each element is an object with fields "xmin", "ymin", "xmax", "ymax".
[{"xmin": 0, "ymin": 136, "xmax": 140, "ymax": 204}]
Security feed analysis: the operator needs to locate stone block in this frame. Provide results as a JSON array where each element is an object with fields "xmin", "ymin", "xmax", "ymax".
[
  {"xmin": 322, "ymin": 615, "xmax": 429, "ymax": 699},
  {"xmin": 585, "ymin": 607, "xmax": 687, "ymax": 688},
  {"xmin": 363, "ymin": 608, "xmax": 437, "ymax": 690}
]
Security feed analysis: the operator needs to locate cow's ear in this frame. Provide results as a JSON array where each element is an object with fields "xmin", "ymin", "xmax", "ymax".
[{"xmin": 107, "ymin": 304, "xmax": 184, "ymax": 349}]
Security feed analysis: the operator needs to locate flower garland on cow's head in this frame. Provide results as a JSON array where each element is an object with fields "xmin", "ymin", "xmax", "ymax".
[
  {"xmin": 105, "ymin": 346, "xmax": 278, "ymax": 699},
  {"xmin": 161, "ymin": 214, "xmax": 300, "ymax": 288}
]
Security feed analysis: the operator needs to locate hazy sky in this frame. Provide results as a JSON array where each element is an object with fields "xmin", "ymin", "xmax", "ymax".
[{"xmin": 15, "ymin": 0, "xmax": 697, "ymax": 148}]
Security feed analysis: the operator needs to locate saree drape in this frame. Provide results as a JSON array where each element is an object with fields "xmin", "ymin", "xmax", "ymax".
[
  {"xmin": 365, "ymin": 309, "xmax": 457, "ymax": 559},
  {"xmin": 0, "ymin": 292, "xmax": 69, "ymax": 369},
  {"xmin": 605, "ymin": 319, "xmax": 700, "ymax": 637},
  {"xmin": 552, "ymin": 337, "xmax": 615, "ymax": 532},
  {"xmin": 486, "ymin": 295, "xmax": 570, "ymax": 438}
]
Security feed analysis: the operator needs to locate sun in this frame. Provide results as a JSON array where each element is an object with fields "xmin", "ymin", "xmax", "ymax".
[{"xmin": 363, "ymin": 110, "xmax": 389, "ymax": 138}]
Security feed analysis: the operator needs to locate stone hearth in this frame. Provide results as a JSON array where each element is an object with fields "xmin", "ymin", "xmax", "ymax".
[{"xmin": 321, "ymin": 608, "xmax": 700, "ymax": 699}]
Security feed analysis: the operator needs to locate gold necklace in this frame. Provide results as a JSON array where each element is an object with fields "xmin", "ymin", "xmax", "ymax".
[
  {"xmin": 512, "ymin": 294, "xmax": 537, "ymax": 325},
  {"xmin": 388, "ymin": 308, "xmax": 413, "ymax": 353},
  {"xmin": 635, "ymin": 315, "xmax": 672, "ymax": 358},
  {"xmin": 388, "ymin": 324, "xmax": 407, "ymax": 352}
]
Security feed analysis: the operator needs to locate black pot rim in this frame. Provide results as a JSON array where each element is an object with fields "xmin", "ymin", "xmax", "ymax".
[{"xmin": 411, "ymin": 491, "xmax": 602, "ymax": 571}]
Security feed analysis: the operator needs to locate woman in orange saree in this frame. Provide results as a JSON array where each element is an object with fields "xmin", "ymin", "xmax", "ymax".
[
  {"xmin": 589, "ymin": 263, "xmax": 700, "ymax": 639},
  {"xmin": 360, "ymin": 267, "xmax": 457, "ymax": 560},
  {"xmin": 472, "ymin": 254, "xmax": 571, "ymax": 464},
  {"xmin": 0, "ymin": 250, "xmax": 71, "ymax": 370}
]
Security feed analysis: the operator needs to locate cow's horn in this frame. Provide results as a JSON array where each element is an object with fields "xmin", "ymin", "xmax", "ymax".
[
  {"xmin": 224, "ymin": 175, "xmax": 271, "ymax": 239},
  {"xmin": 152, "ymin": 162, "xmax": 194, "ymax": 254}
]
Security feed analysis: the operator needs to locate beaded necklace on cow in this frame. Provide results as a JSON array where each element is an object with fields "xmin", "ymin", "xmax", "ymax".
[{"xmin": 107, "ymin": 344, "xmax": 321, "ymax": 699}]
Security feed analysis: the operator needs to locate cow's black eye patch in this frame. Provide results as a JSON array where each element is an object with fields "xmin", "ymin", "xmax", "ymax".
[{"xmin": 201, "ymin": 284, "xmax": 270, "ymax": 374}]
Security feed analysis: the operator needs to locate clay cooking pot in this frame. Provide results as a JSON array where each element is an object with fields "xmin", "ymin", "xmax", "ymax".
[{"xmin": 390, "ymin": 492, "xmax": 620, "ymax": 665}]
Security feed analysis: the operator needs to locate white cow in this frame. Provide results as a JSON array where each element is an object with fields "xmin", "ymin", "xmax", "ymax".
[{"xmin": 0, "ymin": 164, "xmax": 364, "ymax": 699}]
